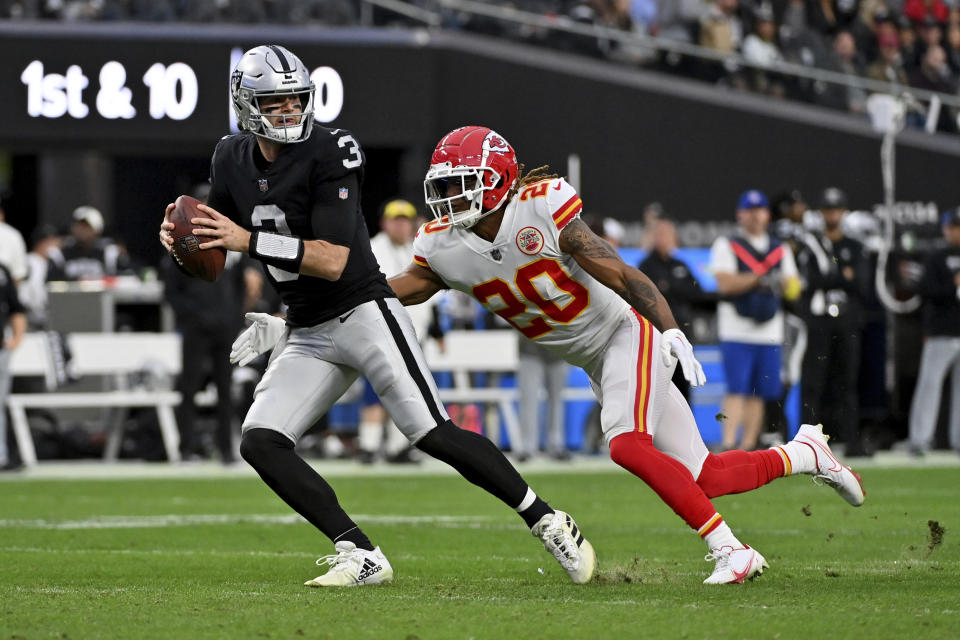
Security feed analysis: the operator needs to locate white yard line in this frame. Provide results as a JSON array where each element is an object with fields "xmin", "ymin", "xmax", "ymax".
[{"xmin": 0, "ymin": 512, "xmax": 498, "ymax": 530}]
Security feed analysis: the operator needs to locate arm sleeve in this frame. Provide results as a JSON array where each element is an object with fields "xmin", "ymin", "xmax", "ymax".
[{"xmin": 308, "ymin": 171, "xmax": 362, "ymax": 247}]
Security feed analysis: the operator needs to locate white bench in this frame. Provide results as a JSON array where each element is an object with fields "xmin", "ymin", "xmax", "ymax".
[
  {"xmin": 8, "ymin": 332, "xmax": 182, "ymax": 467},
  {"xmin": 422, "ymin": 330, "xmax": 596, "ymax": 447},
  {"xmin": 7, "ymin": 329, "xmax": 600, "ymax": 466}
]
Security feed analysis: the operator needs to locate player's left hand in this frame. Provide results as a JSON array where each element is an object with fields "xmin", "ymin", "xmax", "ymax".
[
  {"xmin": 660, "ymin": 328, "xmax": 707, "ymax": 387},
  {"xmin": 191, "ymin": 204, "xmax": 252, "ymax": 252}
]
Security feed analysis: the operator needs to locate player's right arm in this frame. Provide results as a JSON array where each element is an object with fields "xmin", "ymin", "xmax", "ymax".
[
  {"xmin": 388, "ymin": 262, "xmax": 447, "ymax": 306},
  {"xmin": 559, "ymin": 218, "xmax": 679, "ymax": 332}
]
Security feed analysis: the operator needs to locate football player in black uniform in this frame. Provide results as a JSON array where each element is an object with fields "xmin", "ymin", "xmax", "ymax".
[{"xmin": 159, "ymin": 45, "xmax": 595, "ymax": 587}]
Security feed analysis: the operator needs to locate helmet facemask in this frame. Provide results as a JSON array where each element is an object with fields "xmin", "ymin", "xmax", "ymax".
[
  {"xmin": 424, "ymin": 165, "xmax": 508, "ymax": 229},
  {"xmin": 253, "ymin": 90, "xmax": 314, "ymax": 143}
]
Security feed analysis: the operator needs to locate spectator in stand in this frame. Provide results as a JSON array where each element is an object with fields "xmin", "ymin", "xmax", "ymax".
[
  {"xmin": 866, "ymin": 30, "xmax": 911, "ymax": 84},
  {"xmin": 639, "ymin": 217, "xmax": 712, "ymax": 402},
  {"xmin": 48, "ymin": 206, "xmax": 130, "ymax": 281},
  {"xmin": 908, "ymin": 44, "xmax": 958, "ymax": 131},
  {"xmin": 908, "ymin": 207, "xmax": 960, "ymax": 456},
  {"xmin": 742, "ymin": 4, "xmax": 787, "ymax": 96},
  {"xmin": 818, "ymin": 30, "xmax": 868, "ymax": 112},
  {"xmin": 796, "ymin": 188, "xmax": 869, "ymax": 456},
  {"xmin": 656, "ymin": 0, "xmax": 710, "ymax": 42},
  {"xmin": 698, "ymin": 0, "xmax": 741, "ymax": 50},
  {"xmin": 710, "ymin": 190, "xmax": 800, "ymax": 451},
  {"xmin": 945, "ymin": 21, "xmax": 960, "ymax": 74},
  {"xmin": 805, "ymin": 0, "xmax": 865, "ymax": 37},
  {"xmin": 905, "ymin": 0, "xmax": 950, "ymax": 25},
  {"xmin": 859, "ymin": 8, "xmax": 897, "ymax": 63},
  {"xmin": 916, "ymin": 14, "xmax": 945, "ymax": 58},
  {"xmin": 699, "ymin": 0, "xmax": 744, "ymax": 81},
  {"xmin": 898, "ymin": 13, "xmax": 921, "ymax": 69}
]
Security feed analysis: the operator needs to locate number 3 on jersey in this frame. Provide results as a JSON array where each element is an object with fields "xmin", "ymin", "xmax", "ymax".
[
  {"xmin": 338, "ymin": 135, "xmax": 362, "ymax": 169},
  {"xmin": 472, "ymin": 258, "xmax": 589, "ymax": 338}
]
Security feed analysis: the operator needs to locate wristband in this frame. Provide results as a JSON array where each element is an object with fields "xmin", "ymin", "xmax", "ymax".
[{"xmin": 249, "ymin": 231, "xmax": 304, "ymax": 273}]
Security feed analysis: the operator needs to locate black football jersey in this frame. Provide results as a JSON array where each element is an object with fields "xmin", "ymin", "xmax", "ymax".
[{"xmin": 207, "ymin": 126, "xmax": 393, "ymax": 327}]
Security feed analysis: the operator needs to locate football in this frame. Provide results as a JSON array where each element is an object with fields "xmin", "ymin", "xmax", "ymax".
[{"xmin": 169, "ymin": 195, "xmax": 226, "ymax": 282}]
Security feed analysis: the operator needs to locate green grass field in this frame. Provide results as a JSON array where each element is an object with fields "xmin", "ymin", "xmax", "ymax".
[{"xmin": 1, "ymin": 464, "xmax": 958, "ymax": 639}]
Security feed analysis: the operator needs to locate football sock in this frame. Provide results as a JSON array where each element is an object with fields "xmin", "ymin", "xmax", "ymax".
[
  {"xmin": 696, "ymin": 449, "xmax": 786, "ymax": 498},
  {"xmin": 608, "ymin": 431, "xmax": 718, "ymax": 532},
  {"xmin": 514, "ymin": 487, "xmax": 555, "ymax": 529},
  {"xmin": 701, "ymin": 520, "xmax": 742, "ymax": 551},
  {"xmin": 333, "ymin": 526, "xmax": 376, "ymax": 551},
  {"xmin": 416, "ymin": 421, "xmax": 551, "ymax": 527},
  {"xmin": 240, "ymin": 428, "xmax": 374, "ymax": 551},
  {"xmin": 777, "ymin": 440, "xmax": 817, "ymax": 475}
]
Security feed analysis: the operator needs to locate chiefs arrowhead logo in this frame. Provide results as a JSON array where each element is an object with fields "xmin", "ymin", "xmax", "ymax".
[
  {"xmin": 516, "ymin": 227, "xmax": 544, "ymax": 256},
  {"xmin": 483, "ymin": 130, "xmax": 511, "ymax": 153}
]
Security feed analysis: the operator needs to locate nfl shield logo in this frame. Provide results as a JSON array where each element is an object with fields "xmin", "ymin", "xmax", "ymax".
[
  {"xmin": 258, "ymin": 178, "xmax": 268, "ymax": 192},
  {"xmin": 339, "ymin": 187, "xmax": 349, "ymax": 200},
  {"xmin": 490, "ymin": 248, "xmax": 502, "ymax": 261}
]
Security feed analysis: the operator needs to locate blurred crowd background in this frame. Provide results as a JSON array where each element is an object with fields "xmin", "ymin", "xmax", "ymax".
[
  {"xmin": 4, "ymin": 0, "xmax": 960, "ymax": 132},
  {"xmin": 0, "ymin": 1, "xmax": 957, "ymax": 471}
]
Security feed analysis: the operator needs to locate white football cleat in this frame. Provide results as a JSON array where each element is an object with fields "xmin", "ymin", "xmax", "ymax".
[
  {"xmin": 703, "ymin": 545, "xmax": 768, "ymax": 585},
  {"xmin": 304, "ymin": 541, "xmax": 393, "ymax": 587},
  {"xmin": 531, "ymin": 510, "xmax": 597, "ymax": 584},
  {"xmin": 793, "ymin": 423, "xmax": 865, "ymax": 507}
]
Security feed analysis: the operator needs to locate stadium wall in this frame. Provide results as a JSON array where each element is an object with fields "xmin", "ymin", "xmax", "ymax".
[{"xmin": 1, "ymin": 22, "xmax": 957, "ymax": 242}]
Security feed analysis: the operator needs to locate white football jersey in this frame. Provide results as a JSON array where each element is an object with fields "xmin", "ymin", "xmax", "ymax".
[{"xmin": 413, "ymin": 178, "xmax": 629, "ymax": 368}]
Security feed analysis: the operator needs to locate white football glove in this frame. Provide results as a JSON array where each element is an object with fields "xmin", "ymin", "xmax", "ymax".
[
  {"xmin": 229, "ymin": 312, "xmax": 287, "ymax": 366},
  {"xmin": 660, "ymin": 328, "xmax": 707, "ymax": 388}
]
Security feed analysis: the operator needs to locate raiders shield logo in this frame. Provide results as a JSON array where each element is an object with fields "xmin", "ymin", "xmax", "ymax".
[{"xmin": 516, "ymin": 227, "xmax": 544, "ymax": 255}]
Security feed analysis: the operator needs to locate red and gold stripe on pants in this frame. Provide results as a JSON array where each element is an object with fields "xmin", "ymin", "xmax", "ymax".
[{"xmin": 631, "ymin": 310, "xmax": 654, "ymax": 434}]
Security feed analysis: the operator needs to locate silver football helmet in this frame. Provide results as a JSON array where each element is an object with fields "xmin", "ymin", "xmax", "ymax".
[{"xmin": 231, "ymin": 45, "xmax": 315, "ymax": 144}]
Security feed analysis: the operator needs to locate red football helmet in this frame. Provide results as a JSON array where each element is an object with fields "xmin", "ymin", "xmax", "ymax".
[{"xmin": 423, "ymin": 126, "xmax": 519, "ymax": 228}]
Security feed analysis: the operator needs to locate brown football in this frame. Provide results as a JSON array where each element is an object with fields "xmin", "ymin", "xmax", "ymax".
[{"xmin": 169, "ymin": 195, "xmax": 226, "ymax": 282}]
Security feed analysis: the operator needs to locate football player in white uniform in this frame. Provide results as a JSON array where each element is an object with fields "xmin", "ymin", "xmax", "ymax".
[{"xmin": 387, "ymin": 126, "xmax": 866, "ymax": 584}]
